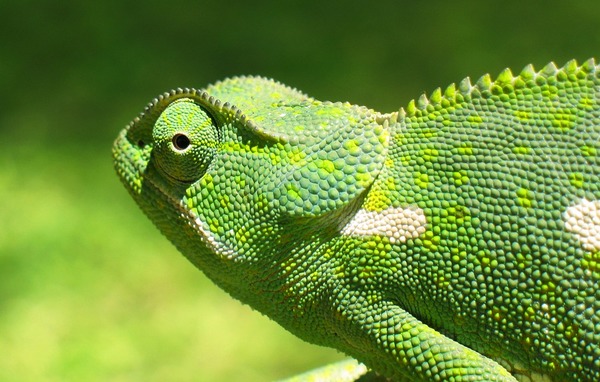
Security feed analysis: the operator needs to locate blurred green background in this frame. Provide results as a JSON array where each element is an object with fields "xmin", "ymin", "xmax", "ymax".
[{"xmin": 1, "ymin": 1, "xmax": 599, "ymax": 381}]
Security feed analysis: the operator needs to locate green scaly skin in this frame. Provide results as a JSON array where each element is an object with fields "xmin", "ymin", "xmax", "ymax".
[{"xmin": 114, "ymin": 59, "xmax": 600, "ymax": 381}]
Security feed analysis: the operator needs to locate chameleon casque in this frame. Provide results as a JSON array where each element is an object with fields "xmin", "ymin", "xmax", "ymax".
[{"xmin": 113, "ymin": 59, "xmax": 600, "ymax": 381}]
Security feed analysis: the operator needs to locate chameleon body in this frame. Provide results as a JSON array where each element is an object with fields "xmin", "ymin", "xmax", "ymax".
[{"xmin": 114, "ymin": 59, "xmax": 600, "ymax": 381}]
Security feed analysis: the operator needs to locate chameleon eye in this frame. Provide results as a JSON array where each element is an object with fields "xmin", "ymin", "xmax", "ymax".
[
  {"xmin": 172, "ymin": 133, "xmax": 191, "ymax": 151},
  {"xmin": 152, "ymin": 98, "xmax": 220, "ymax": 182}
]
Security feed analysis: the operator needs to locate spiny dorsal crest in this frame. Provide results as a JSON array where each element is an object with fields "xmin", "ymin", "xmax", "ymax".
[{"xmin": 401, "ymin": 58, "xmax": 599, "ymax": 118}]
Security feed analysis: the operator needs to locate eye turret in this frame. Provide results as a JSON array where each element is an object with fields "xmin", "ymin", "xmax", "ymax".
[{"xmin": 152, "ymin": 98, "xmax": 219, "ymax": 182}]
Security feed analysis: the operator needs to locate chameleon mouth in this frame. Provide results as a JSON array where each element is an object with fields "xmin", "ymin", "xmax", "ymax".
[
  {"xmin": 142, "ymin": 171, "xmax": 239, "ymax": 262},
  {"xmin": 113, "ymin": 129, "xmax": 148, "ymax": 195},
  {"xmin": 114, "ymin": 130, "xmax": 236, "ymax": 261},
  {"xmin": 113, "ymin": 130, "xmax": 192, "ymax": 239}
]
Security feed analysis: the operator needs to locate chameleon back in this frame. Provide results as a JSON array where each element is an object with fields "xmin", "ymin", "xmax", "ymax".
[{"xmin": 358, "ymin": 60, "xmax": 599, "ymax": 380}]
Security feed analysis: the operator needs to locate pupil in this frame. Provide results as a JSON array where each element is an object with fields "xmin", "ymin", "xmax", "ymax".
[{"xmin": 173, "ymin": 134, "xmax": 191, "ymax": 150}]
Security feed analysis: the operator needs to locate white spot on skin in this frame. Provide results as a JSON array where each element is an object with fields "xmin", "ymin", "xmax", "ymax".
[
  {"xmin": 564, "ymin": 199, "xmax": 600, "ymax": 251},
  {"xmin": 341, "ymin": 206, "xmax": 427, "ymax": 243}
]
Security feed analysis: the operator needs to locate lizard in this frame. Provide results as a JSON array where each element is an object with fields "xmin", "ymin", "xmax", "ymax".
[{"xmin": 113, "ymin": 59, "xmax": 600, "ymax": 381}]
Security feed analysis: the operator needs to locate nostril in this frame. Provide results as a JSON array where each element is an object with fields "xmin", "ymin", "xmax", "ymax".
[
  {"xmin": 173, "ymin": 133, "xmax": 191, "ymax": 151},
  {"xmin": 137, "ymin": 139, "xmax": 146, "ymax": 149}
]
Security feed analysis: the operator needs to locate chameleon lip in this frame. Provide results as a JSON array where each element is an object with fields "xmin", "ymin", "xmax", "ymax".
[
  {"xmin": 113, "ymin": 130, "xmax": 227, "ymax": 259},
  {"xmin": 113, "ymin": 130, "xmax": 147, "ymax": 193},
  {"xmin": 140, "ymin": 161, "xmax": 238, "ymax": 261}
]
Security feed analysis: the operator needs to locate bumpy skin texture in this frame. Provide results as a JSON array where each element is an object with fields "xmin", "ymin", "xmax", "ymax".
[{"xmin": 114, "ymin": 59, "xmax": 600, "ymax": 381}]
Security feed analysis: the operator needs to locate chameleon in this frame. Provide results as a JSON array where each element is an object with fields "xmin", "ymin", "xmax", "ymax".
[{"xmin": 113, "ymin": 59, "xmax": 600, "ymax": 381}]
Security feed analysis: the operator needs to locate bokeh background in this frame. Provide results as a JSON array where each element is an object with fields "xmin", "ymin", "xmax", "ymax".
[{"xmin": 2, "ymin": 1, "xmax": 600, "ymax": 381}]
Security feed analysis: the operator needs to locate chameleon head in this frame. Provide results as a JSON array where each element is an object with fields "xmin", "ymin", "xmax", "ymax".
[
  {"xmin": 112, "ymin": 88, "xmax": 246, "ymax": 282},
  {"xmin": 113, "ymin": 77, "xmax": 389, "ymax": 300}
]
